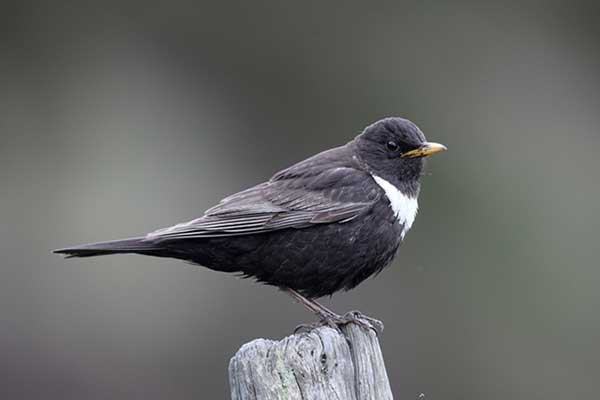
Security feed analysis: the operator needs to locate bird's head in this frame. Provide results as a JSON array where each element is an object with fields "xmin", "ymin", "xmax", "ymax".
[{"xmin": 354, "ymin": 117, "xmax": 446, "ymax": 194}]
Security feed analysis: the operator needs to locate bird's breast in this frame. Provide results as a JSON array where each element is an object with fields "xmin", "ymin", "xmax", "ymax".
[{"xmin": 371, "ymin": 175, "xmax": 419, "ymax": 239}]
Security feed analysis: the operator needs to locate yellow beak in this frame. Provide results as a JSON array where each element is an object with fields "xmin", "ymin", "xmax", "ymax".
[{"xmin": 401, "ymin": 142, "xmax": 447, "ymax": 158}]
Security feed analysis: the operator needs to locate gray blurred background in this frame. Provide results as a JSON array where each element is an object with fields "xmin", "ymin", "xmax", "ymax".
[{"xmin": 2, "ymin": 1, "xmax": 599, "ymax": 399}]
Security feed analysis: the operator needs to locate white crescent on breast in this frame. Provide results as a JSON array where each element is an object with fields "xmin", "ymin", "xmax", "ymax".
[{"xmin": 371, "ymin": 175, "xmax": 419, "ymax": 239}]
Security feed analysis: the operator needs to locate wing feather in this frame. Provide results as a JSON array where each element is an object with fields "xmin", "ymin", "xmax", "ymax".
[{"xmin": 147, "ymin": 162, "xmax": 380, "ymax": 241}]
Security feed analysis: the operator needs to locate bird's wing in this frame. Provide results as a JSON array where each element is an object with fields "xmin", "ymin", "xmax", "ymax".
[{"xmin": 147, "ymin": 166, "xmax": 380, "ymax": 240}]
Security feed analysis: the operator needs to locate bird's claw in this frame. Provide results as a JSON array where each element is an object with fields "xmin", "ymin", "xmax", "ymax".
[
  {"xmin": 340, "ymin": 310, "xmax": 384, "ymax": 333},
  {"xmin": 293, "ymin": 310, "xmax": 383, "ymax": 334}
]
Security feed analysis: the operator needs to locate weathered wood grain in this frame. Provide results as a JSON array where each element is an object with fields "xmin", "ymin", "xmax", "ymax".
[{"xmin": 229, "ymin": 324, "xmax": 393, "ymax": 400}]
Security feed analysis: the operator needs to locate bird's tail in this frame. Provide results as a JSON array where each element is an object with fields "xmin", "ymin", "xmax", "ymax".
[{"xmin": 53, "ymin": 237, "xmax": 159, "ymax": 258}]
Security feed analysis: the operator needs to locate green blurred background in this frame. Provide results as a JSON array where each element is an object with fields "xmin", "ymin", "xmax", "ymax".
[{"xmin": 2, "ymin": 1, "xmax": 599, "ymax": 399}]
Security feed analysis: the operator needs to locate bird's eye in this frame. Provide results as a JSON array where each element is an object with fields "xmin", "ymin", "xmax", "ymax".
[{"xmin": 386, "ymin": 141, "xmax": 399, "ymax": 152}]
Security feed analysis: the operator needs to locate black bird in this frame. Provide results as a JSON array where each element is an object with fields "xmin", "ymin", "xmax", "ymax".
[{"xmin": 54, "ymin": 117, "xmax": 446, "ymax": 330}]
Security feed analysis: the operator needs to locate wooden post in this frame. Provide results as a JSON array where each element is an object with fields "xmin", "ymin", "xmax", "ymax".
[{"xmin": 229, "ymin": 324, "xmax": 393, "ymax": 399}]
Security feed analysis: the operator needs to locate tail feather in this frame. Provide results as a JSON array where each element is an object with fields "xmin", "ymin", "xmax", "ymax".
[{"xmin": 53, "ymin": 237, "xmax": 158, "ymax": 258}]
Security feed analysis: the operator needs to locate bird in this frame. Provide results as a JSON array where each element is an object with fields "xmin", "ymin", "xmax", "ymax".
[{"xmin": 54, "ymin": 117, "xmax": 446, "ymax": 331}]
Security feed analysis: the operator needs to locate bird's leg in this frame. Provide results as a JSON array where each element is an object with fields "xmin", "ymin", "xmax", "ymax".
[
  {"xmin": 284, "ymin": 288, "xmax": 384, "ymax": 333},
  {"xmin": 285, "ymin": 288, "xmax": 336, "ymax": 321}
]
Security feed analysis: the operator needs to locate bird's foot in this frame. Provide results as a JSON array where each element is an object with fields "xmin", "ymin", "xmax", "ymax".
[
  {"xmin": 294, "ymin": 310, "xmax": 384, "ymax": 334},
  {"xmin": 341, "ymin": 310, "xmax": 384, "ymax": 333}
]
